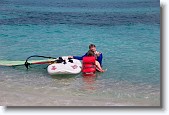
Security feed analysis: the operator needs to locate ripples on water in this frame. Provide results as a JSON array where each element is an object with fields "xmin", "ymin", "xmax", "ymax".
[
  {"xmin": 0, "ymin": 11, "xmax": 159, "ymax": 26},
  {"xmin": 0, "ymin": 65, "xmax": 160, "ymax": 106}
]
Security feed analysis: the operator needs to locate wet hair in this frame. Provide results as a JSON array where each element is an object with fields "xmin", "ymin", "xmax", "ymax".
[
  {"xmin": 87, "ymin": 50, "xmax": 95, "ymax": 56},
  {"xmin": 89, "ymin": 44, "xmax": 96, "ymax": 49}
]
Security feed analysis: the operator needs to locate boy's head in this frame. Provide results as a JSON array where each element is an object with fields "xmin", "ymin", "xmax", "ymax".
[{"xmin": 89, "ymin": 44, "xmax": 96, "ymax": 52}]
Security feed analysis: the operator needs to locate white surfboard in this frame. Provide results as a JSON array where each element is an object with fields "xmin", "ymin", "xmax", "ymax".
[{"xmin": 47, "ymin": 57, "xmax": 82, "ymax": 75}]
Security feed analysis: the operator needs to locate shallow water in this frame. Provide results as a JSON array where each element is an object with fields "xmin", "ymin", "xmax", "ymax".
[{"xmin": 0, "ymin": 0, "xmax": 160, "ymax": 106}]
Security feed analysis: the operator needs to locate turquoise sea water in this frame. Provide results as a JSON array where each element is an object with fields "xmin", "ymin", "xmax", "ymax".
[{"xmin": 0, "ymin": 0, "xmax": 160, "ymax": 106}]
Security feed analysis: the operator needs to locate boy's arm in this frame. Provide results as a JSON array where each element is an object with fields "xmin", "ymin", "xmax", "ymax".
[
  {"xmin": 73, "ymin": 53, "xmax": 87, "ymax": 60},
  {"xmin": 97, "ymin": 53, "xmax": 103, "ymax": 66}
]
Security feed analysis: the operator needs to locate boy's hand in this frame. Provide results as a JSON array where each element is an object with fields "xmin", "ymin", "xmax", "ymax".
[{"xmin": 95, "ymin": 51, "xmax": 101, "ymax": 57}]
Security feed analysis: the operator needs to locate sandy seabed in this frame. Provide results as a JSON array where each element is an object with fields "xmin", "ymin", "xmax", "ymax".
[{"xmin": 0, "ymin": 83, "xmax": 160, "ymax": 106}]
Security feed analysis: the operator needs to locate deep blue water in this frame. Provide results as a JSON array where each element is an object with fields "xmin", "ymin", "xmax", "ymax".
[{"xmin": 0, "ymin": 0, "xmax": 160, "ymax": 106}]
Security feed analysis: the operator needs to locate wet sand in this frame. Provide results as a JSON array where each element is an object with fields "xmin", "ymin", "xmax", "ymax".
[
  {"xmin": 0, "ymin": 85, "xmax": 127, "ymax": 106},
  {"xmin": 0, "ymin": 82, "xmax": 160, "ymax": 106}
]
